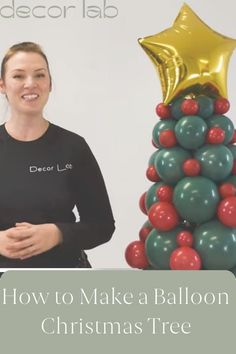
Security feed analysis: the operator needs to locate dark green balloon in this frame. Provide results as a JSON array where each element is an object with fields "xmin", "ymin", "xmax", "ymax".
[
  {"xmin": 175, "ymin": 115, "xmax": 207, "ymax": 149},
  {"xmin": 152, "ymin": 120, "xmax": 176, "ymax": 147},
  {"xmin": 171, "ymin": 98, "xmax": 184, "ymax": 120},
  {"xmin": 141, "ymin": 220, "xmax": 153, "ymax": 230},
  {"xmin": 144, "ymin": 265, "xmax": 156, "ymax": 270},
  {"xmin": 229, "ymin": 264, "xmax": 236, "ymax": 277},
  {"xmin": 207, "ymin": 114, "xmax": 234, "ymax": 144},
  {"xmin": 194, "ymin": 220, "xmax": 236, "ymax": 270},
  {"xmin": 145, "ymin": 227, "xmax": 181, "ymax": 269},
  {"xmin": 194, "ymin": 145, "xmax": 233, "ymax": 181},
  {"xmin": 145, "ymin": 181, "xmax": 164, "ymax": 210},
  {"xmin": 173, "ymin": 176, "xmax": 220, "ymax": 223},
  {"xmin": 154, "ymin": 147, "xmax": 191, "ymax": 184},
  {"xmin": 197, "ymin": 96, "xmax": 214, "ymax": 119},
  {"xmin": 228, "ymin": 144, "xmax": 236, "ymax": 159},
  {"xmin": 148, "ymin": 150, "xmax": 161, "ymax": 166}
]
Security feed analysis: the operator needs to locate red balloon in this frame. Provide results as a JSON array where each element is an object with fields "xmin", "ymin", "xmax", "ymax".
[
  {"xmin": 170, "ymin": 247, "xmax": 202, "ymax": 270},
  {"xmin": 219, "ymin": 183, "xmax": 236, "ymax": 198},
  {"xmin": 139, "ymin": 192, "xmax": 147, "ymax": 215},
  {"xmin": 214, "ymin": 98, "xmax": 230, "ymax": 114},
  {"xmin": 156, "ymin": 103, "xmax": 171, "ymax": 119},
  {"xmin": 206, "ymin": 127, "xmax": 225, "ymax": 144},
  {"xmin": 182, "ymin": 159, "xmax": 201, "ymax": 176},
  {"xmin": 159, "ymin": 130, "xmax": 177, "ymax": 148},
  {"xmin": 157, "ymin": 185, "xmax": 173, "ymax": 202},
  {"xmin": 217, "ymin": 196, "xmax": 236, "ymax": 227},
  {"xmin": 139, "ymin": 226, "xmax": 152, "ymax": 242},
  {"xmin": 125, "ymin": 241, "xmax": 149, "ymax": 269},
  {"xmin": 148, "ymin": 201, "xmax": 179, "ymax": 231},
  {"xmin": 181, "ymin": 99, "xmax": 199, "ymax": 115},
  {"xmin": 146, "ymin": 165, "xmax": 161, "ymax": 182},
  {"xmin": 232, "ymin": 160, "xmax": 236, "ymax": 175},
  {"xmin": 229, "ymin": 130, "xmax": 236, "ymax": 144},
  {"xmin": 176, "ymin": 231, "xmax": 193, "ymax": 247}
]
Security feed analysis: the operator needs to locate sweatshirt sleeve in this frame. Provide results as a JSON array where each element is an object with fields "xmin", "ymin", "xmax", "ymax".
[{"xmin": 54, "ymin": 138, "xmax": 115, "ymax": 251}]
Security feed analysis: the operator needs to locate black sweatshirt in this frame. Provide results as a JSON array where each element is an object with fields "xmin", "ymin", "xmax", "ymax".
[{"xmin": 0, "ymin": 122, "xmax": 115, "ymax": 268}]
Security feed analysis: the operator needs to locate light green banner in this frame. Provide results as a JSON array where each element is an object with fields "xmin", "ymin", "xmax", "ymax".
[{"xmin": 0, "ymin": 270, "xmax": 235, "ymax": 353}]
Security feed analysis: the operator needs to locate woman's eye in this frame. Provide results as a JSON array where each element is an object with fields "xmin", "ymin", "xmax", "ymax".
[
  {"xmin": 36, "ymin": 73, "xmax": 45, "ymax": 78},
  {"xmin": 13, "ymin": 75, "xmax": 23, "ymax": 79}
]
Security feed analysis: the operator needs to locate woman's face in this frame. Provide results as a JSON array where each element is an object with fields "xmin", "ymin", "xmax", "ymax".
[{"xmin": 0, "ymin": 51, "xmax": 51, "ymax": 117}]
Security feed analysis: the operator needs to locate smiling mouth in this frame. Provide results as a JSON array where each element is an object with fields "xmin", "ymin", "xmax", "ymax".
[{"xmin": 21, "ymin": 94, "xmax": 39, "ymax": 101}]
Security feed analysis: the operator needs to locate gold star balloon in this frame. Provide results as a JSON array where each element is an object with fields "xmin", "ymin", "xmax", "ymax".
[{"xmin": 139, "ymin": 3, "xmax": 236, "ymax": 104}]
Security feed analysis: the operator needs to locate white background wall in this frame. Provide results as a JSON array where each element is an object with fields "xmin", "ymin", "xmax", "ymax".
[{"xmin": 0, "ymin": 0, "xmax": 236, "ymax": 268}]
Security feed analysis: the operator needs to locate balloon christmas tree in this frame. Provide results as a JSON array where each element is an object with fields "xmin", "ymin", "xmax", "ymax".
[{"xmin": 125, "ymin": 4, "xmax": 236, "ymax": 270}]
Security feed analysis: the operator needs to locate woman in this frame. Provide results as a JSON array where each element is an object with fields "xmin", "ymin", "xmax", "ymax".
[{"xmin": 0, "ymin": 42, "xmax": 115, "ymax": 268}]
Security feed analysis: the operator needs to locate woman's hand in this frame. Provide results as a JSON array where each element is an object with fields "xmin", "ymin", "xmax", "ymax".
[{"xmin": 0, "ymin": 223, "xmax": 63, "ymax": 260}]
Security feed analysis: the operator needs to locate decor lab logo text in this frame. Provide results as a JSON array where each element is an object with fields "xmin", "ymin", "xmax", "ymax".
[{"xmin": 0, "ymin": 0, "xmax": 118, "ymax": 19}]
